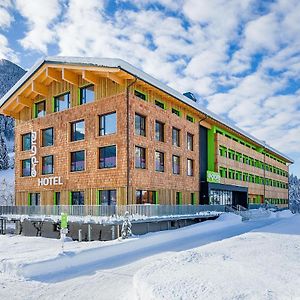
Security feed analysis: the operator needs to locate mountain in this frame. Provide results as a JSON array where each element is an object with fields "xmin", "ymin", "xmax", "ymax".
[{"xmin": 0, "ymin": 59, "xmax": 26, "ymax": 141}]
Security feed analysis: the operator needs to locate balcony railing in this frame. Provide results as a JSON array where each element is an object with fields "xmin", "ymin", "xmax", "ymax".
[{"xmin": 0, "ymin": 205, "xmax": 225, "ymax": 219}]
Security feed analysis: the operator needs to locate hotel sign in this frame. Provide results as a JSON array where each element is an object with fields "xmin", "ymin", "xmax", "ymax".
[
  {"xmin": 207, "ymin": 170, "xmax": 221, "ymax": 183},
  {"xmin": 30, "ymin": 130, "xmax": 63, "ymax": 186}
]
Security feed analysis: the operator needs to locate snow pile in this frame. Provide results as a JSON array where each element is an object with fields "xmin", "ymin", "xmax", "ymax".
[{"xmin": 133, "ymin": 212, "xmax": 299, "ymax": 300}]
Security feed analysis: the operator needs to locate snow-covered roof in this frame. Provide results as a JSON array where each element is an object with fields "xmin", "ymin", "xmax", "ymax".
[{"xmin": 0, "ymin": 56, "xmax": 293, "ymax": 163}]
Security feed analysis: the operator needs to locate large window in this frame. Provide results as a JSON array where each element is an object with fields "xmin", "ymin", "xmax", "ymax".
[
  {"xmin": 176, "ymin": 192, "xmax": 182, "ymax": 205},
  {"xmin": 98, "ymin": 190, "xmax": 117, "ymax": 205},
  {"xmin": 71, "ymin": 150, "xmax": 85, "ymax": 172},
  {"xmin": 99, "ymin": 112, "xmax": 116, "ymax": 136},
  {"xmin": 42, "ymin": 155, "xmax": 54, "ymax": 175},
  {"xmin": 80, "ymin": 85, "xmax": 94, "ymax": 105},
  {"xmin": 42, "ymin": 127, "xmax": 54, "ymax": 147},
  {"xmin": 187, "ymin": 133, "xmax": 193, "ymax": 151},
  {"xmin": 135, "ymin": 146, "xmax": 146, "ymax": 169},
  {"xmin": 29, "ymin": 193, "xmax": 40, "ymax": 206},
  {"xmin": 135, "ymin": 113, "xmax": 146, "ymax": 136},
  {"xmin": 34, "ymin": 100, "xmax": 46, "ymax": 118},
  {"xmin": 187, "ymin": 159, "xmax": 194, "ymax": 176},
  {"xmin": 99, "ymin": 145, "xmax": 116, "ymax": 169},
  {"xmin": 54, "ymin": 92, "xmax": 70, "ymax": 112},
  {"xmin": 71, "ymin": 120, "xmax": 85, "ymax": 141},
  {"xmin": 71, "ymin": 191, "xmax": 84, "ymax": 205},
  {"xmin": 155, "ymin": 121, "xmax": 164, "ymax": 142},
  {"xmin": 22, "ymin": 133, "xmax": 31, "ymax": 151},
  {"xmin": 136, "ymin": 190, "xmax": 157, "ymax": 204},
  {"xmin": 22, "ymin": 159, "xmax": 31, "ymax": 177},
  {"xmin": 155, "ymin": 151, "xmax": 164, "ymax": 172},
  {"xmin": 172, "ymin": 155, "xmax": 180, "ymax": 174},
  {"xmin": 172, "ymin": 127, "xmax": 180, "ymax": 147}
]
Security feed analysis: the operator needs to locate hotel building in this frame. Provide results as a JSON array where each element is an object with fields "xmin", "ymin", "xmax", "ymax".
[{"xmin": 0, "ymin": 57, "xmax": 293, "ymax": 208}]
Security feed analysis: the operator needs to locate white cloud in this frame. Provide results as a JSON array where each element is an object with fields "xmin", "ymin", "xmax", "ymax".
[
  {"xmin": 0, "ymin": 34, "xmax": 17, "ymax": 61},
  {"xmin": 15, "ymin": 0, "xmax": 61, "ymax": 53}
]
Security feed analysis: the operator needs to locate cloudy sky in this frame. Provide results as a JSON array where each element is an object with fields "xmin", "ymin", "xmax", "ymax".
[{"xmin": 0, "ymin": 0, "xmax": 299, "ymax": 175}]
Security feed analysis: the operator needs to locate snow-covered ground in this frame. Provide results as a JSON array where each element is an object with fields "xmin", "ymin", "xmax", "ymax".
[{"xmin": 0, "ymin": 211, "xmax": 299, "ymax": 299}]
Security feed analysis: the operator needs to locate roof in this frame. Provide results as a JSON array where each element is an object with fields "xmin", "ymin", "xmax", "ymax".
[{"xmin": 0, "ymin": 56, "xmax": 294, "ymax": 163}]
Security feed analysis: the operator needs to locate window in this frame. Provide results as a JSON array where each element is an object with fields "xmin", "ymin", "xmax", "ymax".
[
  {"xmin": 172, "ymin": 155, "xmax": 180, "ymax": 174},
  {"xmin": 136, "ymin": 190, "xmax": 157, "ymax": 204},
  {"xmin": 71, "ymin": 191, "xmax": 84, "ymax": 205},
  {"xmin": 42, "ymin": 128, "xmax": 54, "ymax": 147},
  {"xmin": 71, "ymin": 120, "xmax": 85, "ymax": 141},
  {"xmin": 22, "ymin": 133, "xmax": 31, "ymax": 151},
  {"xmin": 187, "ymin": 133, "xmax": 193, "ymax": 151},
  {"xmin": 71, "ymin": 150, "xmax": 85, "ymax": 172},
  {"xmin": 34, "ymin": 100, "xmax": 46, "ymax": 118},
  {"xmin": 187, "ymin": 159, "xmax": 194, "ymax": 176},
  {"xmin": 42, "ymin": 155, "xmax": 54, "ymax": 175},
  {"xmin": 22, "ymin": 159, "xmax": 31, "ymax": 177},
  {"xmin": 155, "ymin": 151, "xmax": 164, "ymax": 172},
  {"xmin": 135, "ymin": 146, "xmax": 146, "ymax": 169},
  {"xmin": 155, "ymin": 100, "xmax": 165, "ymax": 109},
  {"xmin": 191, "ymin": 193, "xmax": 195, "ymax": 205},
  {"xmin": 176, "ymin": 192, "xmax": 182, "ymax": 205},
  {"xmin": 98, "ymin": 190, "xmax": 116, "ymax": 205},
  {"xmin": 135, "ymin": 113, "xmax": 146, "ymax": 136},
  {"xmin": 80, "ymin": 85, "xmax": 94, "ymax": 105},
  {"xmin": 29, "ymin": 193, "xmax": 40, "ymax": 206},
  {"xmin": 99, "ymin": 145, "xmax": 116, "ymax": 169},
  {"xmin": 172, "ymin": 127, "xmax": 180, "ymax": 147},
  {"xmin": 99, "ymin": 112, "xmax": 116, "ymax": 136},
  {"xmin": 54, "ymin": 92, "xmax": 70, "ymax": 112},
  {"xmin": 186, "ymin": 115, "xmax": 194, "ymax": 123},
  {"xmin": 172, "ymin": 108, "xmax": 180, "ymax": 117},
  {"xmin": 54, "ymin": 192, "xmax": 60, "ymax": 206},
  {"xmin": 155, "ymin": 121, "xmax": 164, "ymax": 142},
  {"xmin": 134, "ymin": 90, "xmax": 147, "ymax": 101}
]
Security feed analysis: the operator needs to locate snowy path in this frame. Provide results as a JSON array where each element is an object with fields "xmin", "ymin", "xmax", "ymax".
[{"xmin": 0, "ymin": 213, "xmax": 294, "ymax": 299}]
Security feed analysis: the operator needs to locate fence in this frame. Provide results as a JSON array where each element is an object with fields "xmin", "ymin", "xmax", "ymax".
[{"xmin": 0, "ymin": 205, "xmax": 225, "ymax": 218}]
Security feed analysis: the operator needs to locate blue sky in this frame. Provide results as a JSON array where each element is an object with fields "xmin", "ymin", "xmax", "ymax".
[{"xmin": 0, "ymin": 0, "xmax": 299, "ymax": 175}]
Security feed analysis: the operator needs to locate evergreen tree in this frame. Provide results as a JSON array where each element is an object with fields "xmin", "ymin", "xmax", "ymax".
[
  {"xmin": 289, "ymin": 174, "xmax": 300, "ymax": 213},
  {"xmin": 0, "ymin": 133, "xmax": 9, "ymax": 170}
]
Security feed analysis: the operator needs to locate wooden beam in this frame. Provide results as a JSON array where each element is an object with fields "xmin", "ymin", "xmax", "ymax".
[
  {"xmin": 2, "ymin": 109, "xmax": 18, "ymax": 119},
  {"xmin": 49, "ymin": 64, "xmax": 120, "ymax": 73},
  {"xmin": 82, "ymin": 70, "xmax": 99, "ymax": 85},
  {"xmin": 116, "ymin": 71, "xmax": 134, "ymax": 79},
  {"xmin": 62, "ymin": 68, "xmax": 78, "ymax": 85},
  {"xmin": 14, "ymin": 103, "xmax": 25, "ymax": 113},
  {"xmin": 46, "ymin": 67, "xmax": 62, "ymax": 83},
  {"xmin": 7, "ymin": 99, "xmax": 19, "ymax": 111},
  {"xmin": 17, "ymin": 96, "xmax": 33, "ymax": 108},
  {"xmin": 32, "ymin": 81, "xmax": 48, "ymax": 97},
  {"xmin": 107, "ymin": 73, "xmax": 124, "ymax": 85}
]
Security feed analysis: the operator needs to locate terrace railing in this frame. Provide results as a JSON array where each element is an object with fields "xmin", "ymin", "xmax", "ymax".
[{"xmin": 0, "ymin": 205, "xmax": 225, "ymax": 218}]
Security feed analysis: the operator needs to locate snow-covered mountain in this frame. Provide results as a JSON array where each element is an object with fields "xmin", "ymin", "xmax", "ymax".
[{"xmin": 0, "ymin": 59, "xmax": 26, "ymax": 142}]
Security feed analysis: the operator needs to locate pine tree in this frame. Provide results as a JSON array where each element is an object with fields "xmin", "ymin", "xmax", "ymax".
[
  {"xmin": 0, "ymin": 132, "xmax": 9, "ymax": 170},
  {"xmin": 289, "ymin": 174, "xmax": 300, "ymax": 213}
]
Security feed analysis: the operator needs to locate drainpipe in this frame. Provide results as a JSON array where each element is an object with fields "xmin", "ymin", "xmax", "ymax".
[{"xmin": 126, "ymin": 77, "xmax": 138, "ymax": 205}]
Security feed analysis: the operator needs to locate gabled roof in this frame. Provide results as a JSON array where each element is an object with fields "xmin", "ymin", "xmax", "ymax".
[{"xmin": 0, "ymin": 56, "xmax": 294, "ymax": 163}]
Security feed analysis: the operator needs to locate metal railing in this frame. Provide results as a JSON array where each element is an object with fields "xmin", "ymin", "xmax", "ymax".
[{"xmin": 0, "ymin": 205, "xmax": 225, "ymax": 218}]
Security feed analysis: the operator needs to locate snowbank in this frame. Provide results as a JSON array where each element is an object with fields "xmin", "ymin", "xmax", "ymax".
[{"xmin": 133, "ymin": 214, "xmax": 300, "ymax": 300}]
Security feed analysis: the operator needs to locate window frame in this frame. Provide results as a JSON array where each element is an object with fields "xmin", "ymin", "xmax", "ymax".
[
  {"xmin": 155, "ymin": 120, "xmax": 165, "ymax": 142},
  {"xmin": 155, "ymin": 151, "xmax": 165, "ymax": 172},
  {"xmin": 22, "ymin": 159, "xmax": 31, "ymax": 177},
  {"xmin": 172, "ymin": 155, "xmax": 180, "ymax": 175},
  {"xmin": 172, "ymin": 127, "xmax": 180, "ymax": 147},
  {"xmin": 135, "ymin": 146, "xmax": 146, "ymax": 169},
  {"xmin": 99, "ymin": 145, "xmax": 117, "ymax": 169},
  {"xmin": 42, "ymin": 155, "xmax": 54, "ymax": 175},
  {"xmin": 41, "ymin": 127, "xmax": 54, "ymax": 147},
  {"xmin": 187, "ymin": 158, "xmax": 194, "ymax": 176},
  {"xmin": 99, "ymin": 111, "xmax": 117, "ymax": 136},
  {"xmin": 70, "ymin": 120, "xmax": 85, "ymax": 142},
  {"xmin": 22, "ymin": 133, "xmax": 31, "ymax": 151},
  {"xmin": 79, "ymin": 84, "xmax": 95, "ymax": 105},
  {"xmin": 34, "ymin": 100, "xmax": 46, "ymax": 118},
  {"xmin": 187, "ymin": 133, "xmax": 194, "ymax": 151},
  {"xmin": 135, "ymin": 113, "xmax": 146, "ymax": 137},
  {"xmin": 70, "ymin": 150, "xmax": 85, "ymax": 172},
  {"xmin": 53, "ymin": 92, "xmax": 71, "ymax": 112}
]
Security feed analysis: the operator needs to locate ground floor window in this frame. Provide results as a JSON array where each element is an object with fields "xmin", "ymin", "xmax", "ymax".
[
  {"xmin": 136, "ymin": 190, "xmax": 157, "ymax": 204},
  {"xmin": 98, "ymin": 190, "xmax": 117, "ymax": 205},
  {"xmin": 176, "ymin": 192, "xmax": 182, "ymax": 205},
  {"xmin": 54, "ymin": 192, "xmax": 60, "ymax": 205},
  {"xmin": 29, "ymin": 193, "xmax": 40, "ymax": 206},
  {"xmin": 209, "ymin": 190, "xmax": 232, "ymax": 205},
  {"xmin": 71, "ymin": 191, "xmax": 84, "ymax": 205}
]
